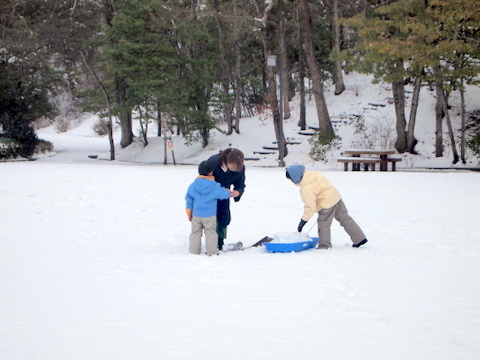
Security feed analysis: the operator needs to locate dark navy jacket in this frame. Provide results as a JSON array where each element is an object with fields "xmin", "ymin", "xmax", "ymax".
[{"xmin": 207, "ymin": 154, "xmax": 246, "ymax": 227}]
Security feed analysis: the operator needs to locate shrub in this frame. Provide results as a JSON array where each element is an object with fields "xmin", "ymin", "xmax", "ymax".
[
  {"xmin": 0, "ymin": 137, "xmax": 53, "ymax": 159},
  {"xmin": 309, "ymin": 132, "xmax": 342, "ymax": 162},
  {"xmin": 92, "ymin": 118, "xmax": 110, "ymax": 136},
  {"xmin": 36, "ymin": 139, "xmax": 54, "ymax": 153},
  {"xmin": 349, "ymin": 114, "xmax": 395, "ymax": 149},
  {"xmin": 0, "ymin": 138, "xmax": 21, "ymax": 159},
  {"xmin": 466, "ymin": 134, "xmax": 480, "ymax": 163},
  {"xmin": 54, "ymin": 118, "xmax": 71, "ymax": 133},
  {"xmin": 7, "ymin": 120, "xmax": 38, "ymax": 158}
]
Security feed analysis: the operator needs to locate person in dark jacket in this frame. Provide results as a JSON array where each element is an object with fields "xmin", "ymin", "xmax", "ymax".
[
  {"xmin": 207, "ymin": 148, "xmax": 246, "ymax": 250},
  {"xmin": 185, "ymin": 161, "xmax": 232, "ymax": 255}
]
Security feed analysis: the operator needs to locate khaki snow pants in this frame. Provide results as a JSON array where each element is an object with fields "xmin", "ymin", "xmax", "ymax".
[
  {"xmin": 317, "ymin": 199, "xmax": 366, "ymax": 249},
  {"xmin": 189, "ymin": 215, "xmax": 219, "ymax": 255}
]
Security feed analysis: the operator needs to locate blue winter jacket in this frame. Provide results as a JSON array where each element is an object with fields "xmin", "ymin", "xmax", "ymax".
[{"xmin": 185, "ymin": 176, "xmax": 231, "ymax": 218}]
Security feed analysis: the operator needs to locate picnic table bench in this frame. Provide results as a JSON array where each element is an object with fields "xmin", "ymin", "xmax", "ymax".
[
  {"xmin": 337, "ymin": 157, "xmax": 381, "ymax": 171},
  {"xmin": 338, "ymin": 149, "xmax": 402, "ymax": 171}
]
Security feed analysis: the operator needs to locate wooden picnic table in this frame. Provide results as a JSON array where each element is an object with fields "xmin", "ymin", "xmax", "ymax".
[{"xmin": 344, "ymin": 149, "xmax": 397, "ymax": 171}]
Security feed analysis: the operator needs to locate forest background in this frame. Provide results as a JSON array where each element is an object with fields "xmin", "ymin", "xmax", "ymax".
[{"xmin": 1, "ymin": 0, "xmax": 480, "ymax": 165}]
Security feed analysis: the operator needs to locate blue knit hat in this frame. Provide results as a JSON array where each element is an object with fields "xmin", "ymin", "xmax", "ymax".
[{"xmin": 286, "ymin": 165, "xmax": 305, "ymax": 184}]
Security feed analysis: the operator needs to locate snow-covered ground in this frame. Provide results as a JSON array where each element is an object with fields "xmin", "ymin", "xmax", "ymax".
[{"xmin": 1, "ymin": 73, "xmax": 479, "ymax": 359}]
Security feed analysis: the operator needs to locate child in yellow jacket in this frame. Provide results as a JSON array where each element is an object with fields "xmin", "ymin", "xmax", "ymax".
[{"xmin": 286, "ymin": 165, "xmax": 368, "ymax": 249}]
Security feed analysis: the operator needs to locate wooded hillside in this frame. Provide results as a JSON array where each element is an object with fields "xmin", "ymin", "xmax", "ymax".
[{"xmin": 1, "ymin": 0, "xmax": 479, "ymax": 162}]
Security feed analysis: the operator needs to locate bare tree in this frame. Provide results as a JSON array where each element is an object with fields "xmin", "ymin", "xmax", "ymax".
[
  {"xmin": 252, "ymin": 0, "xmax": 288, "ymax": 163},
  {"xmin": 103, "ymin": 0, "xmax": 133, "ymax": 148},
  {"xmin": 406, "ymin": 76, "xmax": 421, "ymax": 153},
  {"xmin": 233, "ymin": 0, "xmax": 242, "ymax": 133},
  {"xmin": 278, "ymin": 0, "xmax": 291, "ymax": 119},
  {"xmin": 80, "ymin": 52, "xmax": 115, "ymax": 160},
  {"xmin": 392, "ymin": 77, "xmax": 407, "ymax": 152},
  {"xmin": 459, "ymin": 81, "xmax": 466, "ymax": 163},
  {"xmin": 297, "ymin": 4, "xmax": 307, "ymax": 130},
  {"xmin": 434, "ymin": 79, "xmax": 444, "ymax": 157},
  {"xmin": 439, "ymin": 85, "xmax": 459, "ymax": 164},
  {"xmin": 213, "ymin": 0, "xmax": 235, "ymax": 134},
  {"xmin": 296, "ymin": 0, "xmax": 334, "ymax": 144},
  {"xmin": 330, "ymin": 0, "xmax": 345, "ymax": 95}
]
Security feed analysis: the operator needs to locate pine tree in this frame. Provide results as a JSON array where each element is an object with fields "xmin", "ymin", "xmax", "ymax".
[
  {"xmin": 105, "ymin": 0, "xmax": 180, "ymax": 144},
  {"xmin": 0, "ymin": 0, "xmax": 58, "ymax": 158},
  {"xmin": 343, "ymin": 0, "xmax": 480, "ymax": 158},
  {"xmin": 105, "ymin": 0, "xmax": 236, "ymax": 148}
]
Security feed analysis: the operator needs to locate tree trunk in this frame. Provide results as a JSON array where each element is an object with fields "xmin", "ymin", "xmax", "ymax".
[
  {"xmin": 115, "ymin": 75, "xmax": 133, "ymax": 148},
  {"xmin": 252, "ymin": 0, "xmax": 287, "ymax": 163},
  {"xmin": 163, "ymin": 137, "xmax": 168, "ymax": 165},
  {"xmin": 267, "ymin": 67, "xmax": 283, "ymax": 154},
  {"xmin": 406, "ymin": 76, "xmax": 420, "ymax": 153},
  {"xmin": 460, "ymin": 81, "xmax": 466, "ymax": 163},
  {"xmin": 434, "ymin": 83, "xmax": 444, "ymax": 157},
  {"xmin": 137, "ymin": 106, "xmax": 148, "ymax": 146},
  {"xmin": 392, "ymin": 80, "xmax": 407, "ymax": 152},
  {"xmin": 198, "ymin": 101, "xmax": 210, "ymax": 149},
  {"xmin": 213, "ymin": 0, "xmax": 234, "ymax": 135},
  {"xmin": 157, "ymin": 103, "xmax": 162, "ymax": 137},
  {"xmin": 233, "ymin": 0, "xmax": 242, "ymax": 134},
  {"xmin": 103, "ymin": 1, "xmax": 133, "ymax": 149},
  {"xmin": 201, "ymin": 127, "xmax": 208, "ymax": 148},
  {"xmin": 297, "ymin": 7, "xmax": 307, "ymax": 130},
  {"xmin": 331, "ymin": 0, "xmax": 345, "ymax": 95},
  {"xmin": 80, "ymin": 52, "xmax": 115, "ymax": 160},
  {"xmin": 278, "ymin": 0, "xmax": 291, "ymax": 120},
  {"xmin": 296, "ymin": 0, "xmax": 334, "ymax": 144},
  {"xmin": 439, "ymin": 86, "xmax": 459, "ymax": 164}
]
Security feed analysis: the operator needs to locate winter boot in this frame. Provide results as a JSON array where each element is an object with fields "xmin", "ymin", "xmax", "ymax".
[{"xmin": 352, "ymin": 239, "xmax": 368, "ymax": 248}]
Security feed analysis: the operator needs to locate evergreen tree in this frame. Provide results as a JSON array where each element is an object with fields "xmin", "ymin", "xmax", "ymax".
[
  {"xmin": 343, "ymin": 0, "xmax": 419, "ymax": 153},
  {"xmin": 0, "ymin": 0, "xmax": 57, "ymax": 158},
  {"xmin": 424, "ymin": 0, "xmax": 480, "ymax": 162},
  {"xmin": 105, "ymin": 0, "xmax": 222, "ymax": 148},
  {"xmin": 105, "ymin": 0, "xmax": 180, "ymax": 143},
  {"xmin": 343, "ymin": 0, "xmax": 480, "ymax": 157}
]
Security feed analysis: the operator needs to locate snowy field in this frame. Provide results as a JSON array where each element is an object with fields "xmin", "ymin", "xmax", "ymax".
[
  {"xmin": 1, "ymin": 162, "xmax": 480, "ymax": 360},
  {"xmin": 1, "ymin": 73, "xmax": 480, "ymax": 359}
]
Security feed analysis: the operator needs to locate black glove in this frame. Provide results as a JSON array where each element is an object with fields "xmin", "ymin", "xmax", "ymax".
[{"xmin": 297, "ymin": 219, "xmax": 307, "ymax": 233}]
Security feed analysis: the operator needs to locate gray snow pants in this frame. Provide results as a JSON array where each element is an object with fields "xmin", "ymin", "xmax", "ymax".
[
  {"xmin": 189, "ymin": 215, "xmax": 219, "ymax": 255},
  {"xmin": 317, "ymin": 199, "xmax": 366, "ymax": 249}
]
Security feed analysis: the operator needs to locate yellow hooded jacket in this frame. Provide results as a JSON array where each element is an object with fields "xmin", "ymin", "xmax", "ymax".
[{"xmin": 296, "ymin": 170, "xmax": 342, "ymax": 221}]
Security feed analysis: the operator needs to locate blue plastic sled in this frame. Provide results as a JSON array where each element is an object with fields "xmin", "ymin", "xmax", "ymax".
[{"xmin": 264, "ymin": 237, "xmax": 318, "ymax": 253}]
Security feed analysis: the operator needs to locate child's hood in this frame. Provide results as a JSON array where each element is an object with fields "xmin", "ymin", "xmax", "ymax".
[
  {"xmin": 297, "ymin": 170, "xmax": 323, "ymax": 187},
  {"xmin": 191, "ymin": 176, "xmax": 218, "ymax": 194}
]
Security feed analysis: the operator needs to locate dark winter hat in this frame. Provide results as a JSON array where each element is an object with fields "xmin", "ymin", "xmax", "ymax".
[
  {"xmin": 198, "ymin": 160, "xmax": 214, "ymax": 176},
  {"xmin": 286, "ymin": 165, "xmax": 305, "ymax": 184}
]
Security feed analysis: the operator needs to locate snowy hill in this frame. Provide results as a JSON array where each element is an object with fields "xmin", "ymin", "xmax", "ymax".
[{"xmin": 38, "ymin": 73, "xmax": 480, "ymax": 170}]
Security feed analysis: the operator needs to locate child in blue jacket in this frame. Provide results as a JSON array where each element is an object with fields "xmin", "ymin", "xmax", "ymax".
[{"xmin": 185, "ymin": 161, "xmax": 232, "ymax": 255}]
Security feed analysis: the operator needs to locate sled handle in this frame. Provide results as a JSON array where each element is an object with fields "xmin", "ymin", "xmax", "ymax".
[{"xmin": 306, "ymin": 221, "xmax": 316, "ymax": 234}]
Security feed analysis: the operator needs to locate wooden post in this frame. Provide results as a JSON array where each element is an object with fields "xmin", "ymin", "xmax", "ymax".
[{"xmin": 166, "ymin": 139, "xmax": 176, "ymax": 165}]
